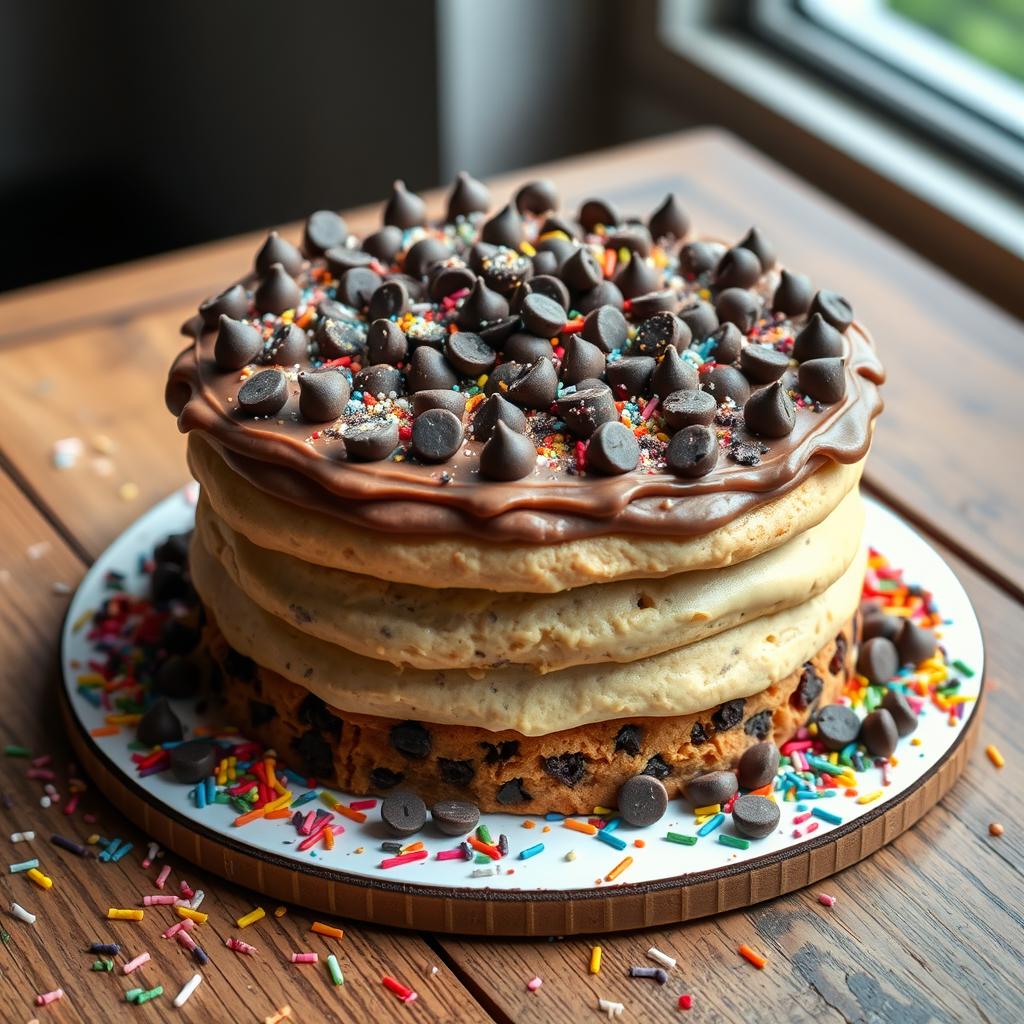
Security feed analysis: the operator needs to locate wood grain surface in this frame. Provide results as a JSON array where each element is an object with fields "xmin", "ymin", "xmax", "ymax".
[{"xmin": 0, "ymin": 128, "xmax": 1020, "ymax": 1022}]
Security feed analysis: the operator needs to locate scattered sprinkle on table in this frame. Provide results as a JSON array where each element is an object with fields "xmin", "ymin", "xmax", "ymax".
[
  {"xmin": 648, "ymin": 946, "xmax": 676, "ymax": 969},
  {"xmin": 527, "ymin": 976, "xmax": 543, "ymax": 991},
  {"xmin": 589, "ymin": 945, "xmax": 602, "ymax": 973},
  {"xmin": 989, "ymin": 822, "xmax": 1004, "ymax": 837},
  {"xmin": 986, "ymin": 745, "xmax": 1005, "ymax": 768},
  {"xmin": 236, "ymin": 907, "xmax": 265, "ymax": 928},
  {"xmin": 311, "ymin": 921, "xmax": 344, "ymax": 940},
  {"xmin": 738, "ymin": 944, "xmax": 768, "ymax": 969},
  {"xmin": 173, "ymin": 973, "xmax": 202, "ymax": 1008}
]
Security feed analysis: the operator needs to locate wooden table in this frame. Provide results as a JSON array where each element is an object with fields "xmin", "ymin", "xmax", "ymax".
[{"xmin": 0, "ymin": 128, "xmax": 1020, "ymax": 1023}]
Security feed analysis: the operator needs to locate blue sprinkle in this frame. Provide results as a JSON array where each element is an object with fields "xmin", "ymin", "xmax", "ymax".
[
  {"xmin": 795, "ymin": 803, "xmax": 808, "ymax": 812},
  {"xmin": 795, "ymin": 788, "xmax": 818, "ymax": 800},
  {"xmin": 291, "ymin": 790, "xmax": 318, "ymax": 807},
  {"xmin": 205, "ymin": 777, "xmax": 217, "ymax": 804},
  {"xmin": 812, "ymin": 807, "xmax": 843, "ymax": 826},
  {"xmin": 697, "ymin": 813, "xmax": 725, "ymax": 837},
  {"xmin": 601, "ymin": 817, "xmax": 621, "ymax": 834},
  {"xmin": 596, "ymin": 830, "xmax": 627, "ymax": 851},
  {"xmin": 544, "ymin": 812, "xmax": 564, "ymax": 822},
  {"xmin": 111, "ymin": 842, "xmax": 133, "ymax": 863},
  {"xmin": 519, "ymin": 843, "xmax": 545, "ymax": 860},
  {"xmin": 195, "ymin": 784, "xmax": 207, "ymax": 810}
]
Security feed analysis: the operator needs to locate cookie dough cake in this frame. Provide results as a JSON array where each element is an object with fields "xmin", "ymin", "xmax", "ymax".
[{"xmin": 166, "ymin": 173, "xmax": 884, "ymax": 814}]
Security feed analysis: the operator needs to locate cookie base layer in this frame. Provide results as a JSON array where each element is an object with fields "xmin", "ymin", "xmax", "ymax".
[{"xmin": 208, "ymin": 613, "xmax": 857, "ymax": 815}]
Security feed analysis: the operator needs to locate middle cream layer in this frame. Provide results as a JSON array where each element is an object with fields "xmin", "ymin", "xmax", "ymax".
[
  {"xmin": 196, "ymin": 488, "xmax": 864, "ymax": 673},
  {"xmin": 190, "ymin": 529, "xmax": 867, "ymax": 736}
]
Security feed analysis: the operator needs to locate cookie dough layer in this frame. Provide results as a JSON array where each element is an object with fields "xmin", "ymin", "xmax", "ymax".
[
  {"xmin": 190, "ymin": 527, "xmax": 866, "ymax": 735},
  {"xmin": 189, "ymin": 432, "xmax": 865, "ymax": 593},
  {"xmin": 210, "ymin": 613, "xmax": 854, "ymax": 814},
  {"xmin": 196, "ymin": 487, "xmax": 864, "ymax": 673}
]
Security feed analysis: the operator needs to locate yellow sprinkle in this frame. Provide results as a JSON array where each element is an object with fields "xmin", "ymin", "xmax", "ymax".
[
  {"xmin": 118, "ymin": 482, "xmax": 139, "ymax": 502},
  {"xmin": 565, "ymin": 850, "xmax": 577, "ymax": 861},
  {"xmin": 857, "ymin": 790, "xmax": 883, "ymax": 805},
  {"xmin": 592, "ymin": 806, "xmax": 614, "ymax": 816},
  {"xmin": 693, "ymin": 804, "xmax": 721, "ymax": 817},
  {"xmin": 694, "ymin": 815, "xmax": 712, "ymax": 826},
  {"xmin": 27, "ymin": 868, "xmax": 53, "ymax": 890},
  {"xmin": 107, "ymin": 908, "xmax": 144, "ymax": 921},
  {"xmin": 265, "ymin": 792, "xmax": 293, "ymax": 812},
  {"xmin": 176, "ymin": 907, "xmax": 208, "ymax": 923},
  {"xmin": 519, "ymin": 241, "xmax": 536, "ymax": 257},
  {"xmin": 76, "ymin": 673, "xmax": 105, "ymax": 687},
  {"xmin": 605, "ymin": 856, "xmax": 633, "ymax": 882},
  {"xmin": 589, "ymin": 945, "xmax": 602, "ymax": 974},
  {"xmin": 910, "ymin": 737, "xmax": 922, "ymax": 746},
  {"xmin": 236, "ymin": 907, "xmax": 266, "ymax": 929},
  {"xmin": 105, "ymin": 713, "xmax": 141, "ymax": 726},
  {"xmin": 274, "ymin": 906, "xmax": 288, "ymax": 918},
  {"xmin": 86, "ymin": 834, "xmax": 100, "ymax": 846},
  {"xmin": 986, "ymin": 745, "xmax": 1005, "ymax": 769}
]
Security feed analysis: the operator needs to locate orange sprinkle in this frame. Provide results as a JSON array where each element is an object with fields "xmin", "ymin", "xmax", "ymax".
[
  {"xmin": 331, "ymin": 803, "xmax": 368, "ymax": 824},
  {"xmin": 265, "ymin": 808, "xmax": 292, "ymax": 820},
  {"xmin": 402, "ymin": 842, "xmax": 425, "ymax": 854},
  {"xmin": 604, "ymin": 856, "xmax": 633, "ymax": 882},
  {"xmin": 90, "ymin": 726, "xmax": 119, "ymax": 737},
  {"xmin": 323, "ymin": 828, "xmax": 334, "ymax": 851},
  {"xmin": 233, "ymin": 807, "xmax": 267, "ymax": 827},
  {"xmin": 522, "ymin": 820, "xmax": 536, "ymax": 829},
  {"xmin": 467, "ymin": 836, "xmax": 501, "ymax": 859},
  {"xmin": 563, "ymin": 819, "xmax": 598, "ymax": 836},
  {"xmin": 738, "ymin": 945, "xmax": 767, "ymax": 969},
  {"xmin": 633, "ymin": 839, "xmax": 646, "ymax": 849},
  {"xmin": 749, "ymin": 784, "xmax": 773, "ymax": 797},
  {"xmin": 311, "ymin": 922, "xmax": 344, "ymax": 940},
  {"xmin": 986, "ymin": 745, "xmax": 1005, "ymax": 768}
]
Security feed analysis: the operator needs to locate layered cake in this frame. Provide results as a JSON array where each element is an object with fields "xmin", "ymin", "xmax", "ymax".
[{"xmin": 166, "ymin": 173, "xmax": 884, "ymax": 815}]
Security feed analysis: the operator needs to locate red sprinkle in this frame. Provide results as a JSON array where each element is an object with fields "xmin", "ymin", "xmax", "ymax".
[
  {"xmin": 679, "ymin": 994, "xmax": 693, "ymax": 1010},
  {"xmin": 380, "ymin": 850, "xmax": 429, "ymax": 870}
]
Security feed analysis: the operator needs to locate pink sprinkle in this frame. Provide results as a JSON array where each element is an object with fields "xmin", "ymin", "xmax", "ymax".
[
  {"xmin": 176, "ymin": 931, "xmax": 197, "ymax": 952},
  {"xmin": 31, "ymin": 755, "xmax": 52, "ymax": 768},
  {"xmin": 793, "ymin": 811, "xmax": 812, "ymax": 824},
  {"xmin": 882, "ymin": 762, "xmax": 893, "ymax": 786},
  {"xmin": 179, "ymin": 880, "xmax": 195, "ymax": 899},
  {"xmin": 26, "ymin": 769, "xmax": 56, "ymax": 781},
  {"xmin": 781, "ymin": 740, "xmax": 813, "ymax": 754},
  {"xmin": 297, "ymin": 825, "xmax": 331, "ymax": 852},
  {"xmin": 527, "ymin": 976, "xmax": 543, "ymax": 992},
  {"xmin": 792, "ymin": 828, "xmax": 803, "ymax": 838},
  {"xmin": 791, "ymin": 751, "xmax": 808, "ymax": 771},
  {"xmin": 806, "ymin": 821, "xmax": 819, "ymax": 834},
  {"xmin": 349, "ymin": 799, "xmax": 377, "ymax": 810},
  {"xmin": 299, "ymin": 811, "xmax": 317, "ymax": 836},
  {"xmin": 155, "ymin": 865, "xmax": 171, "ymax": 889},
  {"xmin": 291, "ymin": 952, "xmax": 318, "ymax": 964},
  {"xmin": 226, "ymin": 937, "xmax": 257, "ymax": 956},
  {"xmin": 123, "ymin": 952, "xmax": 151, "ymax": 974},
  {"xmin": 640, "ymin": 396, "xmax": 659, "ymax": 421},
  {"xmin": 794, "ymin": 727, "xmax": 810, "ymax": 741},
  {"xmin": 163, "ymin": 919, "xmax": 193, "ymax": 939},
  {"xmin": 818, "ymin": 893, "xmax": 837, "ymax": 907},
  {"xmin": 143, "ymin": 895, "xmax": 178, "ymax": 906},
  {"xmin": 380, "ymin": 850, "xmax": 429, "ymax": 870},
  {"xmin": 435, "ymin": 848, "xmax": 465, "ymax": 861},
  {"xmin": 35, "ymin": 988, "xmax": 64, "ymax": 1006},
  {"xmin": 63, "ymin": 793, "xmax": 80, "ymax": 816}
]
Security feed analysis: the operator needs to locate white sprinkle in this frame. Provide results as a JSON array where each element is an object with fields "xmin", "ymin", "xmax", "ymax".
[
  {"xmin": 51, "ymin": 581, "xmax": 71, "ymax": 595},
  {"xmin": 26, "ymin": 542, "xmax": 51, "ymax": 561},
  {"xmin": 51, "ymin": 437, "xmax": 84, "ymax": 469},
  {"xmin": 11, "ymin": 902, "xmax": 36, "ymax": 924},
  {"xmin": 39, "ymin": 796, "xmax": 51, "ymax": 809},
  {"xmin": 11, "ymin": 832, "xmax": 35, "ymax": 843},
  {"xmin": 190, "ymin": 890, "xmax": 205, "ymax": 910},
  {"xmin": 471, "ymin": 866, "xmax": 498, "ymax": 878},
  {"xmin": 597, "ymin": 997, "xmax": 624, "ymax": 1018},
  {"xmin": 173, "ymin": 973, "xmax": 203, "ymax": 1008},
  {"xmin": 647, "ymin": 946, "xmax": 676, "ymax": 969}
]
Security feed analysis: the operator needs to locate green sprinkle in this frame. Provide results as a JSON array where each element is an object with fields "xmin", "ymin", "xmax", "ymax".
[
  {"xmin": 473, "ymin": 852, "xmax": 490, "ymax": 864},
  {"xmin": 0, "ymin": 929, "xmax": 11, "ymax": 945},
  {"xmin": 136, "ymin": 986, "xmax": 164, "ymax": 1005},
  {"xmin": 91, "ymin": 958, "xmax": 114, "ymax": 972},
  {"xmin": 718, "ymin": 834, "xmax": 750, "ymax": 850},
  {"xmin": 665, "ymin": 832, "xmax": 697, "ymax": 846},
  {"xmin": 3, "ymin": 745, "xmax": 30, "ymax": 757},
  {"xmin": 125, "ymin": 988, "xmax": 144, "ymax": 1003},
  {"xmin": 476, "ymin": 823, "xmax": 493, "ymax": 845},
  {"xmin": 326, "ymin": 953, "xmax": 344, "ymax": 986},
  {"xmin": 953, "ymin": 659, "xmax": 975, "ymax": 677}
]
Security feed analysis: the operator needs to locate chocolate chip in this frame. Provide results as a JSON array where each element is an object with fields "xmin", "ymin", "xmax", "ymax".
[
  {"xmin": 480, "ymin": 420, "xmax": 536, "ymax": 481},
  {"xmin": 560, "ymin": 247, "xmax": 602, "ymax": 292},
  {"xmin": 161, "ymin": 621, "xmax": 200, "ymax": 657},
  {"xmin": 857, "ymin": 636, "xmax": 899, "ymax": 684},
  {"xmin": 792, "ymin": 313, "xmax": 844, "ymax": 362},
  {"xmin": 732, "ymin": 794, "xmax": 780, "ymax": 839},
  {"xmin": 714, "ymin": 247, "xmax": 761, "ymax": 289},
  {"xmin": 582, "ymin": 305, "xmax": 629, "ymax": 353},
  {"xmin": 737, "ymin": 741, "xmax": 780, "ymax": 790},
  {"xmin": 575, "ymin": 280, "xmax": 624, "ymax": 314},
  {"xmin": 634, "ymin": 312, "xmax": 689, "ymax": 356},
  {"xmin": 798, "ymin": 357, "xmax": 846, "ymax": 404},
  {"xmin": 520, "ymin": 293, "xmax": 567, "ymax": 338},
  {"xmin": 587, "ymin": 421, "xmax": 640, "ymax": 475},
  {"xmin": 578, "ymin": 198, "xmax": 618, "ymax": 231},
  {"xmin": 297, "ymin": 693, "xmax": 342, "ymax": 737},
  {"xmin": 405, "ymin": 237, "xmax": 451, "ymax": 279},
  {"xmin": 678, "ymin": 241, "xmax": 719, "ymax": 277},
  {"xmin": 648, "ymin": 193, "xmax": 689, "ymax": 240},
  {"xmin": 368, "ymin": 280, "xmax": 410, "ymax": 321},
  {"xmin": 606, "ymin": 357, "xmax": 655, "ymax": 400},
  {"xmin": 136, "ymin": 698, "xmax": 183, "ymax": 747},
  {"xmin": 458, "ymin": 278, "xmax": 510, "ymax": 330},
  {"xmin": 255, "ymin": 231, "xmax": 304, "ymax": 276},
  {"xmin": 325, "ymin": 247, "xmax": 373, "ymax": 278},
  {"xmin": 606, "ymin": 225, "xmax": 653, "ymax": 258},
  {"xmin": 383, "ymin": 179, "xmax": 426, "ymax": 229},
  {"xmin": 254, "ymin": 264, "xmax": 302, "ymax": 315},
  {"xmin": 441, "ymin": 332, "xmax": 493, "ymax": 378},
  {"xmin": 706, "ymin": 322, "xmax": 744, "ymax": 365},
  {"xmin": 354, "ymin": 364, "xmax": 404, "ymax": 398},
  {"xmin": 472, "ymin": 393, "xmax": 527, "ymax": 441},
  {"xmin": 772, "ymin": 269, "xmax": 813, "ymax": 316},
  {"xmin": 214, "ymin": 316, "xmax": 262, "ymax": 371},
  {"xmin": 542, "ymin": 752, "xmax": 587, "ymax": 787},
  {"xmin": 614, "ymin": 255, "xmax": 660, "ymax": 300},
  {"xmin": 199, "ymin": 283, "xmax": 249, "ymax": 327},
  {"xmin": 810, "ymin": 290, "xmax": 854, "ymax": 332},
  {"xmin": 483, "ymin": 361, "xmax": 523, "ymax": 396},
  {"xmin": 614, "ymin": 724, "xmax": 643, "ymax": 757},
  {"xmin": 430, "ymin": 265, "xmax": 476, "ymax": 301},
  {"xmin": 495, "ymin": 778, "xmax": 532, "ymax": 805},
  {"xmin": 684, "ymin": 770, "xmax": 737, "ymax": 807},
  {"xmin": 411, "ymin": 408, "xmax": 463, "ymax": 463},
  {"xmin": 560, "ymin": 335, "xmax": 606, "ymax": 385},
  {"xmin": 389, "ymin": 721, "xmax": 432, "ymax": 760},
  {"xmin": 815, "ymin": 704, "xmax": 861, "ymax": 751},
  {"xmin": 860, "ymin": 709, "xmax": 898, "ymax": 758},
  {"xmin": 737, "ymin": 227, "xmax": 776, "ymax": 271},
  {"xmin": 533, "ymin": 245, "xmax": 571, "ymax": 276},
  {"xmin": 336, "ymin": 266, "xmax": 382, "ymax": 310},
  {"xmin": 150, "ymin": 562, "xmax": 189, "ymax": 604},
  {"xmin": 446, "ymin": 171, "xmax": 490, "ymax": 220},
  {"xmin": 661, "ymin": 389, "xmax": 716, "ymax": 430},
  {"xmin": 413, "ymin": 389, "xmax": 467, "ymax": 419},
  {"xmin": 381, "ymin": 791, "xmax": 427, "ymax": 837},
  {"xmin": 557, "ymin": 387, "xmax": 617, "ymax": 439},
  {"xmin": 712, "ymin": 698, "xmax": 746, "ymax": 731},
  {"xmin": 642, "ymin": 754, "xmax": 672, "ymax": 780},
  {"xmin": 715, "ymin": 287, "xmax": 761, "ymax": 333},
  {"xmin": 740, "ymin": 344, "xmax": 790, "ymax": 384},
  {"xmin": 702, "ymin": 365, "xmax": 750, "ymax": 407},
  {"xmin": 262, "ymin": 322, "xmax": 307, "ymax": 365},
  {"xmin": 628, "ymin": 290, "xmax": 679, "ymax": 319},
  {"xmin": 507, "ymin": 357, "xmax": 558, "ymax": 410},
  {"xmin": 666, "ymin": 424, "xmax": 718, "ymax": 478},
  {"xmin": 651, "ymin": 347, "xmax": 698, "ymax": 399},
  {"xmin": 303, "ymin": 210, "xmax": 348, "ymax": 257},
  {"xmin": 481, "ymin": 202, "xmax": 524, "ymax": 248},
  {"xmin": 896, "ymin": 621, "xmax": 937, "ymax": 666},
  {"xmin": 431, "ymin": 799, "xmax": 480, "ymax": 836},
  {"xmin": 744, "ymin": 709, "xmax": 773, "ymax": 741},
  {"xmin": 791, "ymin": 663, "xmax": 823, "ymax": 710},
  {"xmin": 370, "ymin": 767, "xmax": 405, "ymax": 790},
  {"xmin": 862, "ymin": 613, "xmax": 901, "ymax": 642},
  {"xmin": 519, "ymin": 274, "xmax": 570, "ymax": 313},
  {"xmin": 367, "ymin": 319, "xmax": 408, "ymax": 365},
  {"xmin": 437, "ymin": 759, "xmax": 475, "ymax": 788},
  {"xmin": 344, "ymin": 418, "xmax": 399, "ymax": 461},
  {"xmin": 617, "ymin": 774, "xmax": 668, "ymax": 826},
  {"xmin": 169, "ymin": 739, "xmax": 219, "ymax": 784},
  {"xmin": 830, "ymin": 632, "xmax": 848, "ymax": 675},
  {"xmin": 482, "ymin": 251, "xmax": 534, "ymax": 297},
  {"xmin": 405, "ymin": 346, "xmax": 458, "ymax": 392},
  {"xmin": 677, "ymin": 299, "xmax": 719, "ymax": 342},
  {"xmin": 515, "ymin": 179, "xmax": 559, "ymax": 215},
  {"xmin": 500, "ymin": 332, "xmax": 549, "ymax": 364},
  {"xmin": 744, "ymin": 381, "xmax": 796, "ymax": 438},
  {"xmin": 154, "ymin": 532, "xmax": 191, "ymax": 566},
  {"xmin": 407, "ymin": 320, "xmax": 449, "ymax": 352},
  {"xmin": 299, "ymin": 368, "xmax": 349, "ymax": 422},
  {"xmin": 237, "ymin": 369, "xmax": 287, "ymax": 417},
  {"xmin": 224, "ymin": 647, "xmax": 257, "ymax": 685},
  {"xmin": 362, "ymin": 227, "xmax": 403, "ymax": 265},
  {"xmin": 881, "ymin": 689, "xmax": 918, "ymax": 737}
]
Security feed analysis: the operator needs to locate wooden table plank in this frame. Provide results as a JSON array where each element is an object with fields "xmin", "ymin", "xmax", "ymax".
[
  {"xmin": 438, "ymin": 535, "xmax": 1023, "ymax": 1023},
  {"xmin": 0, "ymin": 474, "xmax": 492, "ymax": 1024}
]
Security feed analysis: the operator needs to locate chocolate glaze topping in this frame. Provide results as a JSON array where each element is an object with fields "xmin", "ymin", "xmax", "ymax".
[{"xmin": 168, "ymin": 178, "xmax": 884, "ymax": 543}]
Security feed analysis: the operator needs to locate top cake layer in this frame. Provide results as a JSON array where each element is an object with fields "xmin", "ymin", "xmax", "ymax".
[{"xmin": 167, "ymin": 174, "xmax": 884, "ymax": 542}]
